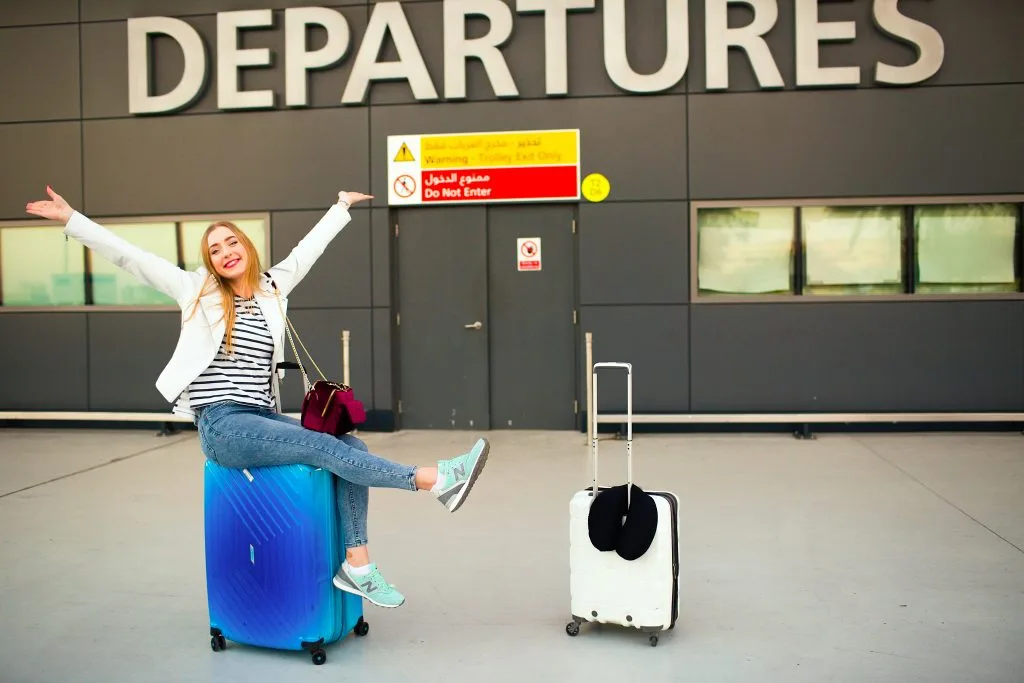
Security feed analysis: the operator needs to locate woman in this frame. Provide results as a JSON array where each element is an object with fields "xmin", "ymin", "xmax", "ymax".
[{"xmin": 25, "ymin": 186, "xmax": 490, "ymax": 610}]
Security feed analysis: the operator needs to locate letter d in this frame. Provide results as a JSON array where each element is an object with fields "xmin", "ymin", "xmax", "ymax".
[{"xmin": 128, "ymin": 17, "xmax": 207, "ymax": 114}]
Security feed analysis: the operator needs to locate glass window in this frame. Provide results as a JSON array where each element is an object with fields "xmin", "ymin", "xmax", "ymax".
[
  {"xmin": 697, "ymin": 207, "xmax": 795, "ymax": 296},
  {"xmin": 181, "ymin": 219, "xmax": 268, "ymax": 274},
  {"xmin": 89, "ymin": 223, "xmax": 178, "ymax": 306},
  {"xmin": 0, "ymin": 227, "xmax": 86, "ymax": 306},
  {"xmin": 914, "ymin": 203, "xmax": 1020, "ymax": 294},
  {"xmin": 801, "ymin": 205, "xmax": 905, "ymax": 295}
]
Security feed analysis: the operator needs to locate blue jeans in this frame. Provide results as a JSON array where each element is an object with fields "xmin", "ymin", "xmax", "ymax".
[{"xmin": 195, "ymin": 400, "xmax": 418, "ymax": 550}]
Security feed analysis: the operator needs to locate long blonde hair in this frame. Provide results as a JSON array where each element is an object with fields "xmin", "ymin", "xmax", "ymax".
[{"xmin": 185, "ymin": 221, "xmax": 264, "ymax": 353}]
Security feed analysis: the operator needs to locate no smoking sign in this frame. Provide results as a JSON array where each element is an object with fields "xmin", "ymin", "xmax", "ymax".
[{"xmin": 517, "ymin": 237, "xmax": 542, "ymax": 272}]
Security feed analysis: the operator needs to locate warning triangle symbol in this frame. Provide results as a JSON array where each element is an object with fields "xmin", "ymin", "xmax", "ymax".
[{"xmin": 394, "ymin": 142, "xmax": 415, "ymax": 162}]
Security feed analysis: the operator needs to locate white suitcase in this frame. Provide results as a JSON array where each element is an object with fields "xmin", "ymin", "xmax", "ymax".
[{"xmin": 566, "ymin": 362, "xmax": 679, "ymax": 647}]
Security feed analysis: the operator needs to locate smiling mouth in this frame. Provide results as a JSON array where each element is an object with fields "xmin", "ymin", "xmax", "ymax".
[{"xmin": 224, "ymin": 258, "xmax": 241, "ymax": 269}]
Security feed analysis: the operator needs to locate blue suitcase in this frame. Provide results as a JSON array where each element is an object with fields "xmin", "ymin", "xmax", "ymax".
[{"xmin": 203, "ymin": 460, "xmax": 368, "ymax": 665}]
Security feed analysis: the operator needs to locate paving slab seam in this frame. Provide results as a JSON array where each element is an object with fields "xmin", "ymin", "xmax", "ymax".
[
  {"xmin": 852, "ymin": 436, "xmax": 1024, "ymax": 557},
  {"xmin": 0, "ymin": 435, "xmax": 194, "ymax": 500}
]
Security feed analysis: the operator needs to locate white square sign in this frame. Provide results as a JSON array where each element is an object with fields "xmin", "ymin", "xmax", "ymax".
[{"xmin": 517, "ymin": 237, "xmax": 541, "ymax": 271}]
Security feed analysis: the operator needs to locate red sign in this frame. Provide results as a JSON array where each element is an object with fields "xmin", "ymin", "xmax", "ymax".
[{"xmin": 421, "ymin": 165, "xmax": 577, "ymax": 203}]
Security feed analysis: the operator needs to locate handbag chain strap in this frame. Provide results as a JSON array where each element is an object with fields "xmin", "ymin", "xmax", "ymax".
[{"xmin": 268, "ymin": 279, "xmax": 329, "ymax": 390}]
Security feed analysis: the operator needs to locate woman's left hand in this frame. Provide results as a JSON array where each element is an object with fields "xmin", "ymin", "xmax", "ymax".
[
  {"xmin": 26, "ymin": 185, "xmax": 74, "ymax": 224},
  {"xmin": 338, "ymin": 191, "xmax": 373, "ymax": 206}
]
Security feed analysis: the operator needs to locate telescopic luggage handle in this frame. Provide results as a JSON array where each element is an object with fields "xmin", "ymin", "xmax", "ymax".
[{"xmin": 590, "ymin": 362, "xmax": 632, "ymax": 504}]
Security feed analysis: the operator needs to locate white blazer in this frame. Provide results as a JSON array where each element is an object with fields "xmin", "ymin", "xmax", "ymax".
[{"xmin": 63, "ymin": 203, "xmax": 353, "ymax": 419}]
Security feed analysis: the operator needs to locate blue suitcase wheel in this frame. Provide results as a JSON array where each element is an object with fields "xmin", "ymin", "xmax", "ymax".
[{"xmin": 355, "ymin": 617, "xmax": 369, "ymax": 637}]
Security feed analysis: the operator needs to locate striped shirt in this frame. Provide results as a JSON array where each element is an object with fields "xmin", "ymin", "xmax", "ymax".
[{"xmin": 188, "ymin": 295, "xmax": 275, "ymax": 410}]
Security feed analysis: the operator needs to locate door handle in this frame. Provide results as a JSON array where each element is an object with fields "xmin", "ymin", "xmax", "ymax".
[{"xmin": 464, "ymin": 321, "xmax": 483, "ymax": 330}]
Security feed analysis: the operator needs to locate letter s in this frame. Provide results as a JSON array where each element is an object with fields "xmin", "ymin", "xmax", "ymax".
[{"xmin": 872, "ymin": 0, "xmax": 944, "ymax": 85}]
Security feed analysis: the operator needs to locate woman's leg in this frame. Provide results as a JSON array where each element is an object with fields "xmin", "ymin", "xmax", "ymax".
[
  {"xmin": 335, "ymin": 434, "xmax": 370, "ymax": 557},
  {"xmin": 328, "ymin": 435, "xmax": 405, "ymax": 605},
  {"xmin": 199, "ymin": 402, "xmax": 489, "ymax": 508},
  {"xmin": 201, "ymin": 402, "xmax": 411, "ymax": 490}
]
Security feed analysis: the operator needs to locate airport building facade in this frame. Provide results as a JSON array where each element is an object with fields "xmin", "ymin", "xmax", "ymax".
[{"xmin": 0, "ymin": 0, "xmax": 1021, "ymax": 431}]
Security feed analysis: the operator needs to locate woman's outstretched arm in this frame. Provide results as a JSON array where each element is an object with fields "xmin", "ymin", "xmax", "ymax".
[
  {"xmin": 266, "ymin": 190, "xmax": 373, "ymax": 296},
  {"xmin": 26, "ymin": 185, "xmax": 199, "ymax": 304}
]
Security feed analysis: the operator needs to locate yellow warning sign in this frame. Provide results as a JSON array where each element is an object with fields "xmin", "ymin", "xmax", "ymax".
[{"xmin": 393, "ymin": 142, "xmax": 415, "ymax": 162}]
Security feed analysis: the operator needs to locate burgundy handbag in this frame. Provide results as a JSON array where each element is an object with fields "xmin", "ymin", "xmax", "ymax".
[{"xmin": 269, "ymin": 278, "xmax": 366, "ymax": 436}]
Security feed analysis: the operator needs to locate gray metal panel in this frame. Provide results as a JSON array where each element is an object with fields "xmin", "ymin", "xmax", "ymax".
[
  {"xmin": 373, "ymin": 307, "xmax": 392, "ymax": 409},
  {"xmin": 690, "ymin": 302, "xmax": 1024, "ymax": 412},
  {"xmin": 0, "ymin": 1, "xmax": 77, "ymax": 27},
  {"xmin": 579, "ymin": 201, "xmax": 688, "ymax": 305},
  {"xmin": 371, "ymin": 95, "xmax": 687, "ymax": 203},
  {"xmin": 81, "ymin": 8, "xmax": 369, "ymax": 119},
  {"xmin": 687, "ymin": 0, "xmax": 1024, "ymax": 93},
  {"xmin": 371, "ymin": 207, "xmax": 390, "ymax": 307},
  {"xmin": 579, "ymin": 305, "xmax": 689, "ymax": 413},
  {"xmin": 488, "ymin": 205, "xmax": 576, "ymax": 429},
  {"xmin": 81, "ymin": 0, "xmax": 364, "ymax": 22},
  {"xmin": 277, "ymin": 308, "xmax": 373, "ymax": 412},
  {"xmin": 689, "ymin": 85, "xmax": 1024, "ymax": 200},
  {"xmin": 0, "ymin": 122, "xmax": 83, "ymax": 220},
  {"xmin": 270, "ymin": 209, "xmax": 371, "ymax": 309},
  {"xmin": 0, "ymin": 25, "xmax": 80, "ymax": 122},
  {"xmin": 368, "ymin": 0, "xmax": 685, "ymax": 105},
  {"xmin": 0, "ymin": 314, "xmax": 88, "ymax": 410},
  {"xmin": 82, "ymin": 108, "xmax": 368, "ymax": 215},
  {"xmin": 87, "ymin": 312, "xmax": 182, "ymax": 411},
  {"xmin": 911, "ymin": 0, "xmax": 1024, "ymax": 86}
]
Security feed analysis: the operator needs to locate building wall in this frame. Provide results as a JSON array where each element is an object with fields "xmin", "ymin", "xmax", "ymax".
[{"xmin": 1, "ymin": 0, "xmax": 1022, "ymax": 425}]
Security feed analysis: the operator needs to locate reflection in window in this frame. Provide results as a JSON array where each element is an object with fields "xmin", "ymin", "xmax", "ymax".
[
  {"xmin": 802, "ymin": 205, "xmax": 904, "ymax": 295},
  {"xmin": 181, "ymin": 219, "xmax": 268, "ymax": 274},
  {"xmin": 89, "ymin": 223, "xmax": 178, "ymax": 306},
  {"xmin": 915, "ymin": 204, "xmax": 1020, "ymax": 294},
  {"xmin": 697, "ymin": 207, "xmax": 795, "ymax": 295},
  {"xmin": 1, "ymin": 227, "xmax": 86, "ymax": 306},
  {"xmin": 0, "ymin": 214, "xmax": 270, "ymax": 309}
]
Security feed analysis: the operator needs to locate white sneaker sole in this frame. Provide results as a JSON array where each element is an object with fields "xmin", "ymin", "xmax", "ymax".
[
  {"xmin": 446, "ymin": 439, "xmax": 490, "ymax": 513},
  {"xmin": 332, "ymin": 574, "xmax": 405, "ymax": 608}
]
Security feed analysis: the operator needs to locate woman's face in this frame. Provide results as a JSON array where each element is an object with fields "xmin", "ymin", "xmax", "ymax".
[{"xmin": 207, "ymin": 225, "xmax": 247, "ymax": 281}]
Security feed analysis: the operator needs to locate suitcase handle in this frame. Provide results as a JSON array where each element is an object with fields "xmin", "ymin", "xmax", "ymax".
[{"xmin": 590, "ymin": 362, "xmax": 632, "ymax": 504}]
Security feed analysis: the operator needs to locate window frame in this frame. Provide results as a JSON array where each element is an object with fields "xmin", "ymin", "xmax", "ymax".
[
  {"xmin": 689, "ymin": 194, "xmax": 1024, "ymax": 304},
  {"xmin": 0, "ymin": 211, "xmax": 272, "ymax": 313}
]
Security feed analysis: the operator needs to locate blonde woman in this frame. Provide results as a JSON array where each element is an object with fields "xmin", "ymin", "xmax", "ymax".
[{"xmin": 26, "ymin": 186, "xmax": 490, "ymax": 609}]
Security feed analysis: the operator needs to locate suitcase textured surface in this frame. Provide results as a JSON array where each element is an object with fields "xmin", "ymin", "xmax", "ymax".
[
  {"xmin": 567, "ymin": 362, "xmax": 680, "ymax": 647},
  {"xmin": 204, "ymin": 460, "xmax": 366, "ymax": 663}
]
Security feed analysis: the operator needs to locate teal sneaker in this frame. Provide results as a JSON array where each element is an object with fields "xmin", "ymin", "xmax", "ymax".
[
  {"xmin": 332, "ymin": 562, "xmax": 405, "ymax": 608},
  {"xmin": 434, "ymin": 438, "xmax": 490, "ymax": 513}
]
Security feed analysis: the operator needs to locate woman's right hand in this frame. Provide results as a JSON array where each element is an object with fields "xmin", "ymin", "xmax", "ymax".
[
  {"xmin": 26, "ymin": 185, "xmax": 74, "ymax": 224},
  {"xmin": 338, "ymin": 190, "xmax": 373, "ymax": 207}
]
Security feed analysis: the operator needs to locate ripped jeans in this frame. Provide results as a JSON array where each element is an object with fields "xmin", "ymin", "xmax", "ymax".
[{"xmin": 195, "ymin": 400, "xmax": 418, "ymax": 549}]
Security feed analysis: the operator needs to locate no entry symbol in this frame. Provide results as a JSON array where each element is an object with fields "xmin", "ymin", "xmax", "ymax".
[{"xmin": 394, "ymin": 174, "xmax": 416, "ymax": 198}]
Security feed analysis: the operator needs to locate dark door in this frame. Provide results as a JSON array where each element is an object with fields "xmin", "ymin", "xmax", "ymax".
[
  {"xmin": 395, "ymin": 204, "xmax": 577, "ymax": 430},
  {"xmin": 396, "ymin": 207, "xmax": 490, "ymax": 429},
  {"xmin": 487, "ymin": 206, "xmax": 577, "ymax": 429}
]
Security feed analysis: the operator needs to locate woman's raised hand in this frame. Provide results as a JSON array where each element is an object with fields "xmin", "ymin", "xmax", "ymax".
[
  {"xmin": 25, "ymin": 186, "xmax": 74, "ymax": 224},
  {"xmin": 338, "ymin": 191, "xmax": 373, "ymax": 206}
]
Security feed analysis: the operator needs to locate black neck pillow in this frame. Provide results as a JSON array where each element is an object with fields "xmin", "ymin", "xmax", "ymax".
[{"xmin": 587, "ymin": 483, "xmax": 659, "ymax": 561}]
